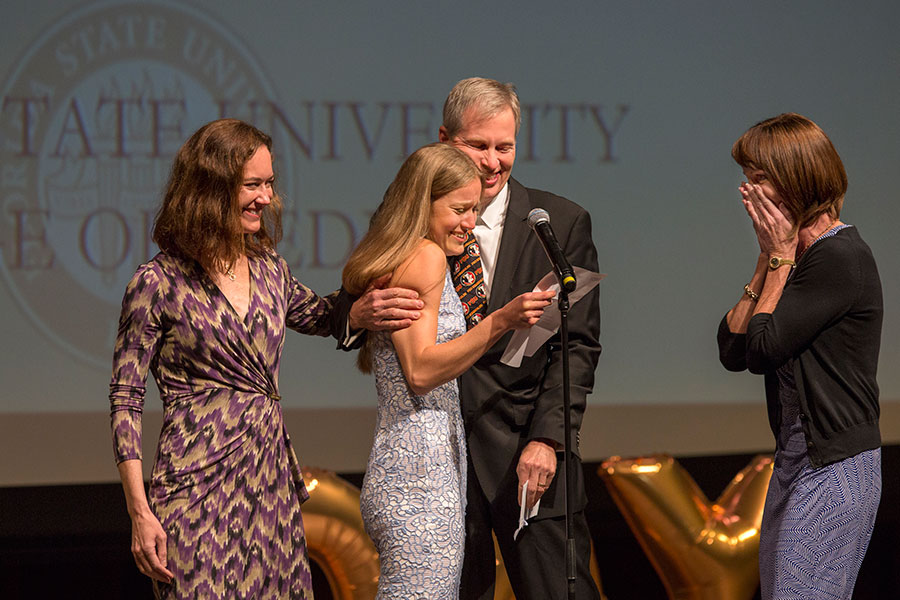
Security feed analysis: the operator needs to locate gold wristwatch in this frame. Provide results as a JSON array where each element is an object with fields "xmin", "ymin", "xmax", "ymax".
[{"xmin": 768, "ymin": 256, "xmax": 796, "ymax": 270}]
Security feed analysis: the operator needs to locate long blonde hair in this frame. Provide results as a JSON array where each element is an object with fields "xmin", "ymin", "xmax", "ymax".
[{"xmin": 343, "ymin": 143, "xmax": 482, "ymax": 372}]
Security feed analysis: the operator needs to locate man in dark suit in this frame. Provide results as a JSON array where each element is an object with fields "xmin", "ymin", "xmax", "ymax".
[
  {"xmin": 345, "ymin": 77, "xmax": 601, "ymax": 599},
  {"xmin": 439, "ymin": 77, "xmax": 601, "ymax": 600}
]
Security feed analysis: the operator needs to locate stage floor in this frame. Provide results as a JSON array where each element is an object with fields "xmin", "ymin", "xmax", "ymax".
[{"xmin": 2, "ymin": 448, "xmax": 897, "ymax": 599}]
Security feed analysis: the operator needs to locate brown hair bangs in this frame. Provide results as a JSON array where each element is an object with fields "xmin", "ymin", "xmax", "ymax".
[{"xmin": 732, "ymin": 113, "xmax": 847, "ymax": 232}]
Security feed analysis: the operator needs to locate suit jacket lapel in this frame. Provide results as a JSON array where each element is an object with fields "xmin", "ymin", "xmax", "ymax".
[{"xmin": 488, "ymin": 178, "xmax": 531, "ymax": 313}]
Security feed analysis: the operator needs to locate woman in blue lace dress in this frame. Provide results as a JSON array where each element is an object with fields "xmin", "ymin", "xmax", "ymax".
[
  {"xmin": 342, "ymin": 143, "xmax": 553, "ymax": 599},
  {"xmin": 717, "ymin": 113, "xmax": 882, "ymax": 600}
]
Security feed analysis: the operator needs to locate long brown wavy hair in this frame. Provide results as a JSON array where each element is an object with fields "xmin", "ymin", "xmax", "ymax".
[
  {"xmin": 343, "ymin": 143, "xmax": 482, "ymax": 372},
  {"xmin": 153, "ymin": 118, "xmax": 282, "ymax": 274}
]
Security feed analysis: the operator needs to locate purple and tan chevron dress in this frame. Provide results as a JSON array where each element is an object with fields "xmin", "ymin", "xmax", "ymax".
[{"xmin": 110, "ymin": 251, "xmax": 334, "ymax": 599}]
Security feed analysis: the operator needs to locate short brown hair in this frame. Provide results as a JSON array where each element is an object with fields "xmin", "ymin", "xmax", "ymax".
[
  {"xmin": 732, "ymin": 113, "xmax": 847, "ymax": 233},
  {"xmin": 153, "ymin": 118, "xmax": 282, "ymax": 273},
  {"xmin": 442, "ymin": 77, "xmax": 521, "ymax": 138}
]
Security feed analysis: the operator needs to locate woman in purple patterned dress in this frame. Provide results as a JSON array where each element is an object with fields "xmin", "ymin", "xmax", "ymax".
[
  {"xmin": 718, "ymin": 113, "xmax": 882, "ymax": 599},
  {"xmin": 109, "ymin": 119, "xmax": 338, "ymax": 599}
]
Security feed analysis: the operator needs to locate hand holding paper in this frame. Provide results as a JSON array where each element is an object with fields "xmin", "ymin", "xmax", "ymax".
[
  {"xmin": 501, "ymin": 266, "xmax": 604, "ymax": 367},
  {"xmin": 513, "ymin": 480, "xmax": 541, "ymax": 541}
]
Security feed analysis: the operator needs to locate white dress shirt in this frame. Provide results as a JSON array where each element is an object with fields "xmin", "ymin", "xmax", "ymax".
[{"xmin": 473, "ymin": 182, "xmax": 510, "ymax": 301}]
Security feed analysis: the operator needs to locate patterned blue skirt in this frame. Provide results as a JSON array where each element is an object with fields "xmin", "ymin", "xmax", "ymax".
[{"xmin": 759, "ymin": 363, "xmax": 881, "ymax": 600}]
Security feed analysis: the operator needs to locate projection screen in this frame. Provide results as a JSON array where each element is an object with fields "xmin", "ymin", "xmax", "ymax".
[{"xmin": 1, "ymin": 0, "xmax": 897, "ymax": 484}]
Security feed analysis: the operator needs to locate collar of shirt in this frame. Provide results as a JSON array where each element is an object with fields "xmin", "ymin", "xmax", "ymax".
[{"xmin": 473, "ymin": 182, "xmax": 509, "ymax": 296}]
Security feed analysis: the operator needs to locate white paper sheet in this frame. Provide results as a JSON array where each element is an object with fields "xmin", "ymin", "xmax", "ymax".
[
  {"xmin": 501, "ymin": 267, "xmax": 605, "ymax": 368},
  {"xmin": 513, "ymin": 480, "xmax": 542, "ymax": 541}
]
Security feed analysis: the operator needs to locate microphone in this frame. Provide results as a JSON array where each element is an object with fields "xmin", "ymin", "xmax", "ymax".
[{"xmin": 527, "ymin": 208, "xmax": 577, "ymax": 293}]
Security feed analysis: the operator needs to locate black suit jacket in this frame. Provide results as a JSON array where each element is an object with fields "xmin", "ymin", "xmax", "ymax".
[{"xmin": 456, "ymin": 178, "xmax": 601, "ymax": 517}]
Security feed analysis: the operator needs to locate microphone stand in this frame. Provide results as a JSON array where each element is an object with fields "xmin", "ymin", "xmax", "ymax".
[{"xmin": 558, "ymin": 286, "xmax": 577, "ymax": 600}]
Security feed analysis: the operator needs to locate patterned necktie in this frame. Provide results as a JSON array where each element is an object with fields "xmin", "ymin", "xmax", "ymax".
[{"xmin": 451, "ymin": 232, "xmax": 487, "ymax": 329}]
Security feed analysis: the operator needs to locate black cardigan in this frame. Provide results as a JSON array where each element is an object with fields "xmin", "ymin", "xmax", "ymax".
[{"xmin": 718, "ymin": 226, "xmax": 883, "ymax": 468}]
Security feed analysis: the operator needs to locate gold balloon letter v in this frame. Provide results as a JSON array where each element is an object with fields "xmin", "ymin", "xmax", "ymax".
[{"xmin": 599, "ymin": 454, "xmax": 773, "ymax": 600}]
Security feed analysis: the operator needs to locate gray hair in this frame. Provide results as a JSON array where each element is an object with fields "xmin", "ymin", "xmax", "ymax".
[{"xmin": 442, "ymin": 77, "xmax": 521, "ymax": 138}]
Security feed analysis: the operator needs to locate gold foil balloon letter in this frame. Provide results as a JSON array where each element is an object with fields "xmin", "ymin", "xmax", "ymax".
[{"xmin": 599, "ymin": 454, "xmax": 773, "ymax": 600}]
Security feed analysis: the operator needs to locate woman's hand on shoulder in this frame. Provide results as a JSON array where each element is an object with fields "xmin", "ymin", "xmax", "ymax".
[{"xmin": 494, "ymin": 290, "xmax": 555, "ymax": 331}]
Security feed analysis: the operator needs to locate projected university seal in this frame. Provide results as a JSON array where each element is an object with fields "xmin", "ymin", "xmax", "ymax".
[{"xmin": 0, "ymin": 0, "xmax": 281, "ymax": 366}]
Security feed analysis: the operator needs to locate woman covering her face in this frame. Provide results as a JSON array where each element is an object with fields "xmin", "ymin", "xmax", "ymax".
[{"xmin": 717, "ymin": 113, "xmax": 882, "ymax": 600}]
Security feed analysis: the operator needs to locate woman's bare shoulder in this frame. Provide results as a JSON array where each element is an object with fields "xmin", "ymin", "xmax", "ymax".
[{"xmin": 391, "ymin": 239, "xmax": 447, "ymax": 295}]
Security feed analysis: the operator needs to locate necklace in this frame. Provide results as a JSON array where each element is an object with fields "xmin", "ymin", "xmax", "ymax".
[
  {"xmin": 813, "ymin": 222, "xmax": 840, "ymax": 243},
  {"xmin": 799, "ymin": 221, "xmax": 842, "ymax": 258}
]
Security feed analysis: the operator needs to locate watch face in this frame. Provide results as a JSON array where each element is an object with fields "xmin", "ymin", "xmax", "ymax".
[{"xmin": 769, "ymin": 257, "xmax": 794, "ymax": 269}]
